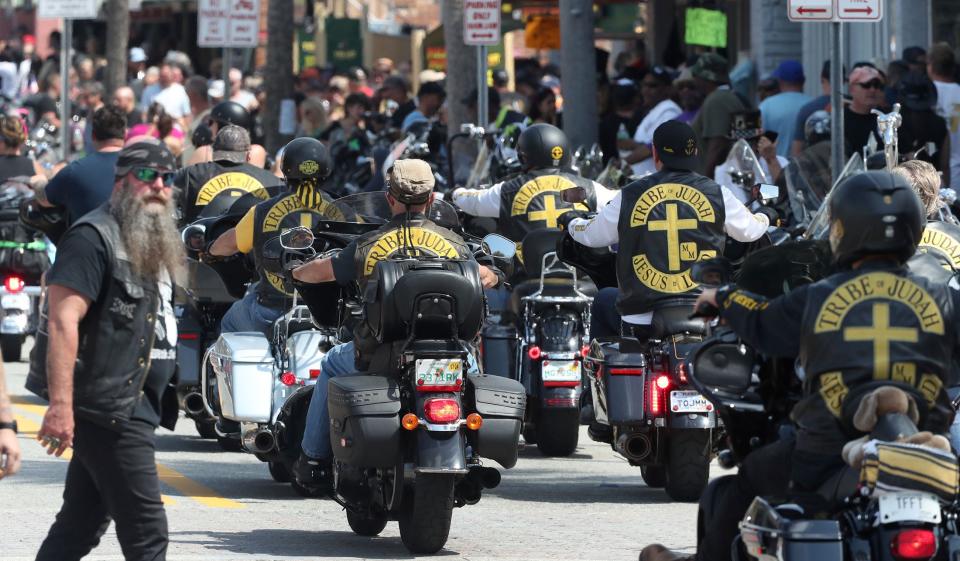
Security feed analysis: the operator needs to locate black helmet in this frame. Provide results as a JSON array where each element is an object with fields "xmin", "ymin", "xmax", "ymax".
[
  {"xmin": 281, "ymin": 137, "xmax": 332, "ymax": 184},
  {"xmin": 209, "ymin": 101, "xmax": 251, "ymax": 131},
  {"xmin": 517, "ymin": 123, "xmax": 570, "ymax": 169},
  {"xmin": 804, "ymin": 110, "xmax": 831, "ymax": 144},
  {"xmin": 828, "ymin": 171, "xmax": 925, "ymax": 267}
]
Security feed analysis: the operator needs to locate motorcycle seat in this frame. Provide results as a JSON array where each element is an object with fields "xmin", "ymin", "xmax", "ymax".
[
  {"xmin": 508, "ymin": 278, "xmax": 597, "ymax": 316},
  {"xmin": 651, "ymin": 301, "xmax": 707, "ymax": 339}
]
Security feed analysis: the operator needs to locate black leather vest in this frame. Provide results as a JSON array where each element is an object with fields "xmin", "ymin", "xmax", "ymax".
[
  {"xmin": 26, "ymin": 205, "xmax": 172, "ymax": 430},
  {"xmin": 497, "ymin": 168, "xmax": 597, "ymax": 242},
  {"xmin": 176, "ymin": 161, "xmax": 282, "ymax": 224},
  {"xmin": 793, "ymin": 264, "xmax": 956, "ymax": 453},
  {"xmin": 251, "ymin": 185, "xmax": 342, "ymax": 303},
  {"xmin": 615, "ymin": 170, "xmax": 726, "ymax": 315},
  {"xmin": 917, "ymin": 220, "xmax": 960, "ymax": 272}
]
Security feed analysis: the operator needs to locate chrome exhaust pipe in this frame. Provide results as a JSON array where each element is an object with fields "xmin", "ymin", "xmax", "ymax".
[
  {"xmin": 242, "ymin": 428, "xmax": 276, "ymax": 453},
  {"xmin": 616, "ymin": 432, "xmax": 651, "ymax": 462},
  {"xmin": 183, "ymin": 392, "xmax": 207, "ymax": 417}
]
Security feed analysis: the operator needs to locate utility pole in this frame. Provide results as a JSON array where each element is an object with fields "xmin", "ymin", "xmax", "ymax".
[
  {"xmin": 559, "ymin": 0, "xmax": 597, "ymax": 150},
  {"xmin": 442, "ymin": 0, "xmax": 477, "ymax": 139},
  {"xmin": 103, "ymin": 0, "xmax": 129, "ymax": 97},
  {"xmin": 264, "ymin": 0, "xmax": 294, "ymax": 154}
]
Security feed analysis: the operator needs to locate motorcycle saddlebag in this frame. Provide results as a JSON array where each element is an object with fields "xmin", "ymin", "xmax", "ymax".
[
  {"xmin": 328, "ymin": 375, "xmax": 401, "ymax": 467},
  {"xmin": 464, "ymin": 374, "xmax": 526, "ymax": 469},
  {"xmin": 740, "ymin": 496, "xmax": 842, "ymax": 559},
  {"xmin": 593, "ymin": 339, "xmax": 648, "ymax": 424},
  {"xmin": 210, "ymin": 333, "xmax": 274, "ymax": 422}
]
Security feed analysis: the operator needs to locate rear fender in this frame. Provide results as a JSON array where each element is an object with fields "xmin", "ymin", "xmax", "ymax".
[
  {"xmin": 414, "ymin": 392, "xmax": 467, "ymax": 472},
  {"xmin": 669, "ymin": 412, "xmax": 716, "ymax": 429},
  {"xmin": 540, "ymin": 386, "xmax": 580, "ymax": 409}
]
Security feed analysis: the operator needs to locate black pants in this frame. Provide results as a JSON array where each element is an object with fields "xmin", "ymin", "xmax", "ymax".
[
  {"xmin": 36, "ymin": 418, "xmax": 168, "ymax": 561},
  {"xmin": 695, "ymin": 437, "xmax": 844, "ymax": 561},
  {"xmin": 590, "ymin": 287, "xmax": 621, "ymax": 338}
]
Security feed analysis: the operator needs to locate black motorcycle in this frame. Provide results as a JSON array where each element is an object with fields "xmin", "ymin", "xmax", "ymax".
[{"xmin": 282, "ymin": 193, "xmax": 526, "ymax": 554}]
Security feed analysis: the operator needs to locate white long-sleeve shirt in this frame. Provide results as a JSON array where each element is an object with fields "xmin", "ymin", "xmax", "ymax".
[{"xmin": 452, "ymin": 177, "xmax": 618, "ymax": 217}]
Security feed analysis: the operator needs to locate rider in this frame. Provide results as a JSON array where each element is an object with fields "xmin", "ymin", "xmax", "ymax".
[
  {"xmin": 451, "ymin": 123, "xmax": 616, "ymax": 245},
  {"xmin": 642, "ymin": 171, "xmax": 960, "ymax": 561},
  {"xmin": 894, "ymin": 159, "xmax": 960, "ymax": 271},
  {"xmin": 563, "ymin": 120, "xmax": 775, "ymax": 341},
  {"xmin": 207, "ymin": 137, "xmax": 338, "ymax": 336},
  {"xmin": 174, "ymin": 125, "xmax": 283, "ymax": 224},
  {"xmin": 289, "ymin": 159, "xmax": 503, "ymax": 489},
  {"xmin": 187, "ymin": 101, "xmax": 267, "ymax": 168}
]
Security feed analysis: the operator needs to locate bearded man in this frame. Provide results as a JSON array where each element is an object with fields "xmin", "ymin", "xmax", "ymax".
[{"xmin": 29, "ymin": 138, "xmax": 183, "ymax": 561}]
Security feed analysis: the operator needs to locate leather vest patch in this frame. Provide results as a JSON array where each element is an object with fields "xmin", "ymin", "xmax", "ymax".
[
  {"xmin": 919, "ymin": 224, "xmax": 960, "ymax": 270},
  {"xmin": 509, "ymin": 175, "xmax": 588, "ymax": 228},
  {"xmin": 195, "ymin": 172, "xmax": 270, "ymax": 206},
  {"xmin": 361, "ymin": 226, "xmax": 464, "ymax": 276}
]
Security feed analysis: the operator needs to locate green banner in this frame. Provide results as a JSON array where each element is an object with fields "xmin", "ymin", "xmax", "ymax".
[
  {"xmin": 685, "ymin": 8, "xmax": 727, "ymax": 48},
  {"xmin": 326, "ymin": 17, "xmax": 363, "ymax": 71},
  {"xmin": 297, "ymin": 27, "xmax": 316, "ymax": 71}
]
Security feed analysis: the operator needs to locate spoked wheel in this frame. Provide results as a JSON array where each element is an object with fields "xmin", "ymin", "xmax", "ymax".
[
  {"xmin": 268, "ymin": 461, "xmax": 291, "ymax": 483},
  {"xmin": 398, "ymin": 474, "xmax": 455, "ymax": 554},
  {"xmin": 347, "ymin": 510, "xmax": 389, "ymax": 536}
]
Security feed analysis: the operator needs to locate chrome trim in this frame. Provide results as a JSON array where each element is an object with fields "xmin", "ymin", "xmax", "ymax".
[
  {"xmin": 414, "ymin": 467, "xmax": 470, "ymax": 475},
  {"xmin": 419, "ymin": 418, "xmax": 466, "ymax": 432}
]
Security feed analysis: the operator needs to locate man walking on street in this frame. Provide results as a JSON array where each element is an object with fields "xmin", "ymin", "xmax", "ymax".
[{"xmin": 30, "ymin": 138, "xmax": 183, "ymax": 561}]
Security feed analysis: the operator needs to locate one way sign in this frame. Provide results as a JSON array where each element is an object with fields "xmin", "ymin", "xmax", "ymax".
[
  {"xmin": 788, "ymin": 0, "xmax": 832, "ymax": 21},
  {"xmin": 788, "ymin": 0, "xmax": 883, "ymax": 22}
]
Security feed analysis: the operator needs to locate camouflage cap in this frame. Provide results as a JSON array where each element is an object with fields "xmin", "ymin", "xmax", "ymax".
[
  {"xmin": 691, "ymin": 53, "xmax": 730, "ymax": 84},
  {"xmin": 212, "ymin": 125, "xmax": 251, "ymax": 163},
  {"xmin": 115, "ymin": 137, "xmax": 176, "ymax": 178},
  {"xmin": 387, "ymin": 159, "xmax": 435, "ymax": 205}
]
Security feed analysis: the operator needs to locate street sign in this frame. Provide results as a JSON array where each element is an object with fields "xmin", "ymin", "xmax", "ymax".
[
  {"xmin": 198, "ymin": 0, "xmax": 261, "ymax": 48},
  {"xmin": 464, "ymin": 0, "xmax": 501, "ymax": 46},
  {"xmin": 37, "ymin": 0, "xmax": 97, "ymax": 19},
  {"xmin": 788, "ymin": 0, "xmax": 833, "ymax": 21},
  {"xmin": 836, "ymin": 0, "xmax": 882, "ymax": 21}
]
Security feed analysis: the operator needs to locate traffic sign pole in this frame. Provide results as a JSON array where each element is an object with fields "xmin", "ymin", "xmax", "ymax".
[
  {"xmin": 830, "ymin": 20, "xmax": 845, "ymax": 184},
  {"xmin": 477, "ymin": 45, "xmax": 488, "ymax": 128},
  {"xmin": 60, "ymin": 18, "xmax": 71, "ymax": 159}
]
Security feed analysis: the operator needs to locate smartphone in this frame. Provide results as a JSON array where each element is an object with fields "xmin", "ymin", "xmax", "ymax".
[{"xmin": 762, "ymin": 131, "xmax": 779, "ymax": 143}]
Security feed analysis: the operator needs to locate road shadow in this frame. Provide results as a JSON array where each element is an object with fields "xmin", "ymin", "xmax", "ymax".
[
  {"xmin": 517, "ymin": 447, "xmax": 594, "ymax": 460},
  {"xmin": 173, "ymin": 528, "xmax": 459, "ymax": 558},
  {"xmin": 485, "ymin": 475, "xmax": 676, "ymax": 505}
]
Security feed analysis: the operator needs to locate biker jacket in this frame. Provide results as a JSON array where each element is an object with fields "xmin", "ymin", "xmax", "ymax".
[
  {"xmin": 496, "ymin": 168, "xmax": 597, "ymax": 242},
  {"xmin": 616, "ymin": 169, "xmax": 726, "ymax": 315},
  {"xmin": 916, "ymin": 220, "xmax": 960, "ymax": 272},
  {"xmin": 175, "ymin": 160, "xmax": 283, "ymax": 224},
  {"xmin": 26, "ymin": 206, "xmax": 177, "ymax": 431},
  {"xmin": 717, "ymin": 260, "xmax": 959, "ymax": 456}
]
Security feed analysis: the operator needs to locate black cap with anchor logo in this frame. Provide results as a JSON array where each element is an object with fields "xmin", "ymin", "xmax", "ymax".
[{"xmin": 652, "ymin": 120, "xmax": 701, "ymax": 172}]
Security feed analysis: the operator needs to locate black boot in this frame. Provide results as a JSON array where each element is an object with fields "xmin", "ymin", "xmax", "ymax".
[{"xmin": 293, "ymin": 453, "xmax": 333, "ymax": 492}]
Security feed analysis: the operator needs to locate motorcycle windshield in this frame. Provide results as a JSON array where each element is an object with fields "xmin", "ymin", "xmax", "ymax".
[
  {"xmin": 720, "ymin": 139, "xmax": 769, "ymax": 195},
  {"xmin": 331, "ymin": 192, "xmax": 460, "ymax": 230},
  {"xmin": 803, "ymin": 153, "xmax": 866, "ymax": 240},
  {"xmin": 736, "ymin": 240, "xmax": 833, "ymax": 298},
  {"xmin": 783, "ymin": 144, "xmax": 832, "ymax": 228}
]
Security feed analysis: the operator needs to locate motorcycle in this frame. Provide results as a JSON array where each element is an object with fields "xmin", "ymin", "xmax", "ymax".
[
  {"xmin": 685, "ymin": 245, "xmax": 960, "ymax": 560},
  {"xmin": 285, "ymin": 192, "xmax": 526, "ymax": 554},
  {"xmin": 482, "ymin": 228, "xmax": 594, "ymax": 456}
]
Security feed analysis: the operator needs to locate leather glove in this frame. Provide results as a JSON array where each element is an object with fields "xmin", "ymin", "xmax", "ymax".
[
  {"xmin": 557, "ymin": 210, "xmax": 591, "ymax": 231},
  {"xmin": 755, "ymin": 206, "xmax": 781, "ymax": 227}
]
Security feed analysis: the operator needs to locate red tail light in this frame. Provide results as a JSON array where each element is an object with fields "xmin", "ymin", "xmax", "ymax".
[
  {"xmin": 527, "ymin": 346, "xmax": 542, "ymax": 360},
  {"xmin": 891, "ymin": 529, "xmax": 937, "ymax": 559},
  {"xmin": 609, "ymin": 368, "xmax": 644, "ymax": 376},
  {"xmin": 424, "ymin": 398, "xmax": 461, "ymax": 424},
  {"xmin": 649, "ymin": 377, "xmax": 662, "ymax": 415},
  {"xmin": 280, "ymin": 372, "xmax": 297, "ymax": 386},
  {"xmin": 655, "ymin": 374, "xmax": 671, "ymax": 390},
  {"xmin": 309, "ymin": 369, "xmax": 321, "ymax": 379},
  {"xmin": 178, "ymin": 332, "xmax": 199, "ymax": 341},
  {"xmin": 4, "ymin": 276, "xmax": 24, "ymax": 293},
  {"xmin": 579, "ymin": 344, "xmax": 590, "ymax": 358},
  {"xmin": 676, "ymin": 362, "xmax": 688, "ymax": 384}
]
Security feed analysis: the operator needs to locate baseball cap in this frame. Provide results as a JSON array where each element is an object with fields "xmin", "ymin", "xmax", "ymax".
[
  {"xmin": 115, "ymin": 138, "xmax": 176, "ymax": 178},
  {"xmin": 903, "ymin": 46, "xmax": 927, "ymax": 65},
  {"xmin": 212, "ymin": 125, "xmax": 251, "ymax": 163},
  {"xmin": 387, "ymin": 159, "xmax": 435, "ymax": 205},
  {"xmin": 690, "ymin": 53, "xmax": 729, "ymax": 84},
  {"xmin": 771, "ymin": 60, "xmax": 805, "ymax": 84},
  {"xmin": 896, "ymin": 71, "xmax": 938, "ymax": 111},
  {"xmin": 652, "ymin": 120, "xmax": 700, "ymax": 171},
  {"xmin": 848, "ymin": 65, "xmax": 884, "ymax": 85},
  {"xmin": 129, "ymin": 47, "xmax": 147, "ymax": 63}
]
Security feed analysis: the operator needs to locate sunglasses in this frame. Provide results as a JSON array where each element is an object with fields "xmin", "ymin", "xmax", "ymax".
[
  {"xmin": 857, "ymin": 80, "xmax": 885, "ymax": 90},
  {"xmin": 133, "ymin": 167, "xmax": 175, "ymax": 186}
]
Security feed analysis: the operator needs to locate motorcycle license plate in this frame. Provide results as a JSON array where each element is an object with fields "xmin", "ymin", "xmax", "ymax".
[
  {"xmin": 670, "ymin": 390, "xmax": 712, "ymax": 413},
  {"xmin": 541, "ymin": 360, "xmax": 581, "ymax": 382},
  {"xmin": 415, "ymin": 359, "xmax": 463, "ymax": 390},
  {"xmin": 879, "ymin": 492, "xmax": 941, "ymax": 524},
  {"xmin": 1, "ymin": 293, "xmax": 29, "ymax": 310}
]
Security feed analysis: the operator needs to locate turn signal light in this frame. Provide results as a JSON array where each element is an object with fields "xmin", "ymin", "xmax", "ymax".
[
  {"xmin": 655, "ymin": 374, "xmax": 671, "ymax": 390},
  {"xmin": 280, "ymin": 372, "xmax": 297, "ymax": 386},
  {"xmin": 424, "ymin": 398, "xmax": 461, "ymax": 424},
  {"xmin": 466, "ymin": 413, "xmax": 483, "ymax": 430},
  {"xmin": 402, "ymin": 413, "xmax": 420, "ymax": 430},
  {"xmin": 527, "ymin": 346, "xmax": 542, "ymax": 360},
  {"xmin": 891, "ymin": 529, "xmax": 937, "ymax": 559},
  {"xmin": 4, "ymin": 276, "xmax": 24, "ymax": 293},
  {"xmin": 579, "ymin": 344, "xmax": 590, "ymax": 358}
]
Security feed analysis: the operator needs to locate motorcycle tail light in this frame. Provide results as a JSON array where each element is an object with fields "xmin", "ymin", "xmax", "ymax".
[
  {"xmin": 4, "ymin": 276, "xmax": 24, "ymax": 293},
  {"xmin": 309, "ymin": 369, "xmax": 321, "ymax": 379},
  {"xmin": 608, "ymin": 368, "xmax": 644, "ymax": 375},
  {"xmin": 527, "ymin": 346, "xmax": 542, "ymax": 360},
  {"xmin": 649, "ymin": 378, "xmax": 662, "ymax": 415},
  {"xmin": 676, "ymin": 362, "xmax": 688, "ymax": 384},
  {"xmin": 178, "ymin": 332, "xmax": 199, "ymax": 341},
  {"xmin": 424, "ymin": 398, "xmax": 461, "ymax": 424},
  {"xmin": 579, "ymin": 344, "xmax": 590, "ymax": 358},
  {"xmin": 891, "ymin": 529, "xmax": 937, "ymax": 559},
  {"xmin": 280, "ymin": 371, "xmax": 297, "ymax": 386},
  {"xmin": 655, "ymin": 374, "xmax": 671, "ymax": 390}
]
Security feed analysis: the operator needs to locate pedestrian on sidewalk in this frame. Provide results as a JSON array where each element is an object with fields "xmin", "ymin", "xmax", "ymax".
[{"xmin": 30, "ymin": 137, "xmax": 182, "ymax": 561}]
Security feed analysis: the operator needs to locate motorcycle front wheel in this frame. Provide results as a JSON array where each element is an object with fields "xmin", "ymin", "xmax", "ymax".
[
  {"xmin": 347, "ymin": 510, "xmax": 388, "ymax": 536},
  {"xmin": 398, "ymin": 473, "xmax": 455, "ymax": 554}
]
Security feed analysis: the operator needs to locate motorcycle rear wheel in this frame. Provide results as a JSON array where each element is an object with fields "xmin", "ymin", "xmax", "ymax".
[
  {"xmin": 640, "ymin": 465, "xmax": 666, "ymax": 488},
  {"xmin": 535, "ymin": 409, "xmax": 580, "ymax": 457},
  {"xmin": 398, "ymin": 474, "xmax": 455, "ymax": 554},
  {"xmin": 347, "ymin": 510, "xmax": 389, "ymax": 536},
  {"xmin": 665, "ymin": 429, "xmax": 711, "ymax": 502},
  {"xmin": 1, "ymin": 334, "xmax": 22, "ymax": 362}
]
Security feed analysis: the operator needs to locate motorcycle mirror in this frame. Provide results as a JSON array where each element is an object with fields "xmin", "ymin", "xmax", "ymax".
[
  {"xmin": 752, "ymin": 183, "xmax": 779, "ymax": 205},
  {"xmin": 181, "ymin": 224, "xmax": 207, "ymax": 252},
  {"xmin": 690, "ymin": 257, "xmax": 734, "ymax": 288},
  {"xmin": 280, "ymin": 226, "xmax": 315, "ymax": 250},
  {"xmin": 561, "ymin": 187, "xmax": 587, "ymax": 204},
  {"xmin": 481, "ymin": 234, "xmax": 517, "ymax": 259}
]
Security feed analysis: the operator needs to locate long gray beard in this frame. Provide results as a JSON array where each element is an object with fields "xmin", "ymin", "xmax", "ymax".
[{"xmin": 110, "ymin": 182, "xmax": 185, "ymax": 284}]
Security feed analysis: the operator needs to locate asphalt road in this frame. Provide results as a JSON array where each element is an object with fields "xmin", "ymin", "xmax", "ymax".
[{"xmin": 0, "ymin": 342, "xmax": 719, "ymax": 561}]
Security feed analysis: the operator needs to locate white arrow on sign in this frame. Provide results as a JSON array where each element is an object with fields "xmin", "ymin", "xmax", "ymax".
[
  {"xmin": 787, "ymin": 0, "xmax": 833, "ymax": 22},
  {"xmin": 836, "ymin": 0, "xmax": 882, "ymax": 21}
]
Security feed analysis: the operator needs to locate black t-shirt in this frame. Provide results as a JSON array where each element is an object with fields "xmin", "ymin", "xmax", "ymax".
[
  {"xmin": 844, "ymin": 110, "xmax": 881, "ymax": 157},
  {"xmin": 0, "ymin": 155, "xmax": 36, "ymax": 183},
  {"xmin": 46, "ymin": 225, "xmax": 177, "ymax": 425},
  {"xmin": 899, "ymin": 109, "xmax": 949, "ymax": 170},
  {"xmin": 391, "ymin": 99, "xmax": 417, "ymax": 130}
]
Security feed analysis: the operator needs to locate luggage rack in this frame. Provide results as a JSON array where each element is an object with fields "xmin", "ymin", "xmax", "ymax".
[{"xmin": 520, "ymin": 252, "xmax": 594, "ymax": 305}]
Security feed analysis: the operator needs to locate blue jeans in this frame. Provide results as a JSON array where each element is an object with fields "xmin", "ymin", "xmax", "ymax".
[
  {"xmin": 949, "ymin": 387, "xmax": 960, "ymax": 453},
  {"xmin": 220, "ymin": 287, "xmax": 284, "ymax": 339},
  {"xmin": 591, "ymin": 287, "xmax": 621, "ymax": 339},
  {"xmin": 300, "ymin": 340, "xmax": 481, "ymax": 460}
]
